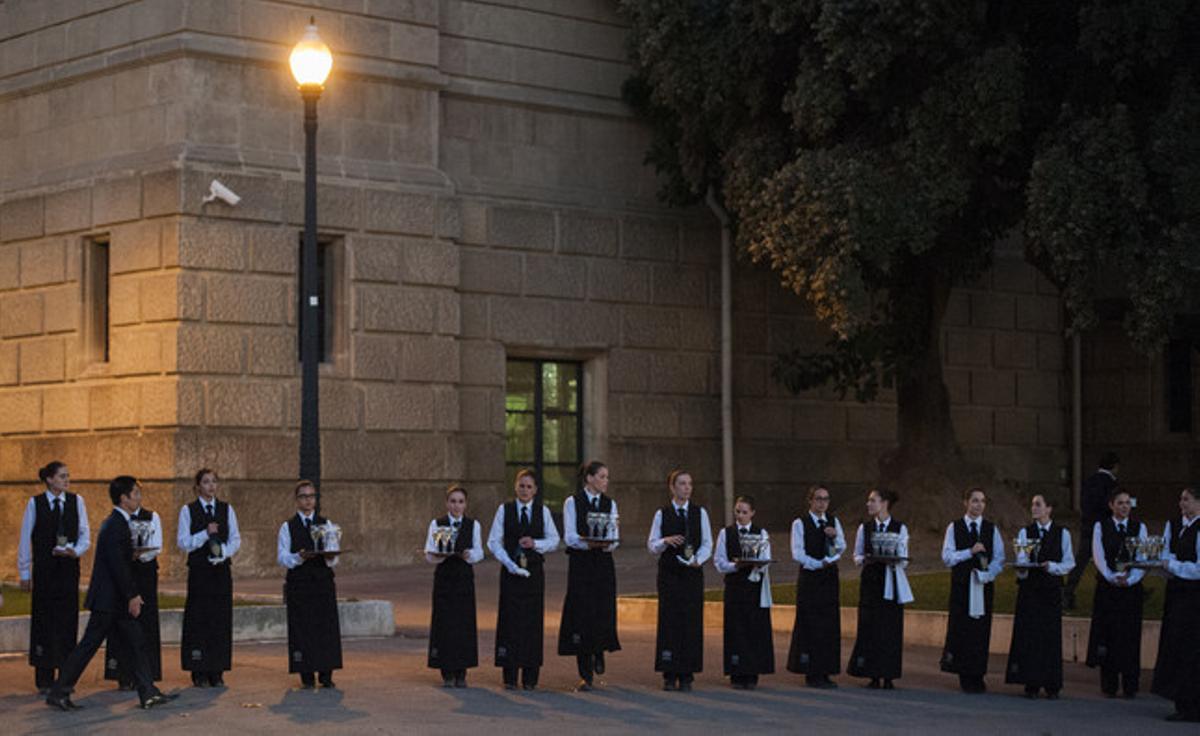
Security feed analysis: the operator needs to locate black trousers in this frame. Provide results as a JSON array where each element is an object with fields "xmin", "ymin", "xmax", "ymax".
[
  {"xmin": 1064, "ymin": 528, "xmax": 1092, "ymax": 601},
  {"xmin": 503, "ymin": 666, "xmax": 539, "ymax": 687},
  {"xmin": 299, "ymin": 671, "xmax": 334, "ymax": 686},
  {"xmin": 52, "ymin": 611, "xmax": 157, "ymax": 702}
]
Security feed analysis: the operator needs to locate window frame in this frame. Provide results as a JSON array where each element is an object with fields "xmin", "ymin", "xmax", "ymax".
[{"xmin": 504, "ymin": 357, "xmax": 585, "ymax": 509}]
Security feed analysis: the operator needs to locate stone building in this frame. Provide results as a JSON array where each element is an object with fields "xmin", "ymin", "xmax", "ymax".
[{"xmin": 2, "ymin": 0, "xmax": 1169, "ymax": 578}]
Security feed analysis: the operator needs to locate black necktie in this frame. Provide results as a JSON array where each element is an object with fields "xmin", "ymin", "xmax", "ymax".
[
  {"xmin": 678, "ymin": 507, "xmax": 687, "ymax": 521},
  {"xmin": 520, "ymin": 506, "xmax": 529, "ymax": 527},
  {"xmin": 452, "ymin": 520, "xmax": 461, "ymax": 529},
  {"xmin": 205, "ymin": 504, "xmax": 214, "ymax": 519},
  {"xmin": 591, "ymin": 496, "xmax": 600, "ymax": 511},
  {"xmin": 304, "ymin": 517, "xmax": 312, "ymax": 530},
  {"xmin": 969, "ymin": 521, "xmax": 979, "ymax": 543},
  {"xmin": 877, "ymin": 522, "xmax": 884, "ymax": 533},
  {"xmin": 1118, "ymin": 522, "xmax": 1126, "ymax": 535},
  {"xmin": 52, "ymin": 498, "xmax": 64, "ymax": 536}
]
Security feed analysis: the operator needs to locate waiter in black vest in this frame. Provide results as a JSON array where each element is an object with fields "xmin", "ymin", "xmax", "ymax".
[
  {"xmin": 488, "ymin": 469, "xmax": 561, "ymax": 690},
  {"xmin": 558, "ymin": 460, "xmax": 621, "ymax": 691},
  {"xmin": 1086, "ymin": 488, "xmax": 1146, "ymax": 698},
  {"xmin": 940, "ymin": 487, "xmax": 1005, "ymax": 693},
  {"xmin": 278, "ymin": 479, "xmax": 342, "ymax": 689},
  {"xmin": 787, "ymin": 484, "xmax": 845, "ymax": 688},
  {"xmin": 1153, "ymin": 487, "xmax": 1200, "ymax": 722},
  {"xmin": 18, "ymin": 461, "xmax": 90, "ymax": 694},
  {"xmin": 1065, "ymin": 452, "xmax": 1119, "ymax": 609},
  {"xmin": 177, "ymin": 468, "xmax": 241, "ymax": 687},
  {"xmin": 46, "ymin": 476, "xmax": 173, "ymax": 711}
]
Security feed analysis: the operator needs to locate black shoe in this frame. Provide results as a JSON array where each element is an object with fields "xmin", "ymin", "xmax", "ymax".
[
  {"xmin": 663, "ymin": 678, "xmax": 676, "ymax": 692},
  {"xmin": 823, "ymin": 677, "xmax": 838, "ymax": 689},
  {"xmin": 575, "ymin": 679, "xmax": 593, "ymax": 692},
  {"xmin": 319, "ymin": 678, "xmax": 336, "ymax": 689},
  {"xmin": 867, "ymin": 678, "xmax": 881, "ymax": 689},
  {"xmin": 1045, "ymin": 691, "xmax": 1059, "ymax": 700},
  {"xmin": 442, "ymin": 676, "xmax": 455, "ymax": 688},
  {"xmin": 883, "ymin": 679, "xmax": 895, "ymax": 690},
  {"xmin": 454, "ymin": 675, "xmax": 467, "ymax": 689},
  {"xmin": 141, "ymin": 693, "xmax": 176, "ymax": 710},
  {"xmin": 192, "ymin": 673, "xmax": 209, "ymax": 688},
  {"xmin": 678, "ymin": 681, "xmax": 692, "ymax": 692},
  {"xmin": 522, "ymin": 683, "xmax": 536, "ymax": 691},
  {"xmin": 504, "ymin": 682, "xmax": 517, "ymax": 690},
  {"xmin": 300, "ymin": 677, "xmax": 316, "ymax": 690},
  {"xmin": 1025, "ymin": 689, "xmax": 1039, "ymax": 699},
  {"xmin": 37, "ymin": 687, "xmax": 50, "ymax": 696},
  {"xmin": 209, "ymin": 675, "xmax": 225, "ymax": 687},
  {"xmin": 594, "ymin": 652, "xmax": 606, "ymax": 675},
  {"xmin": 1122, "ymin": 691, "xmax": 1136, "ymax": 700},
  {"xmin": 46, "ymin": 695, "xmax": 82, "ymax": 711}
]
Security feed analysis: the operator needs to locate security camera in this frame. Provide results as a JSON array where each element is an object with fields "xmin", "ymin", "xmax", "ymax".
[{"xmin": 202, "ymin": 179, "xmax": 241, "ymax": 206}]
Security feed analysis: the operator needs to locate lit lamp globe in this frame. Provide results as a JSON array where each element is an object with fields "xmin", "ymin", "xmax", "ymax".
[{"xmin": 289, "ymin": 17, "xmax": 332, "ymax": 91}]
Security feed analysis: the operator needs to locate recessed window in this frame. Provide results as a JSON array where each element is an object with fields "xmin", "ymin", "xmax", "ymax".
[
  {"xmin": 505, "ymin": 359, "xmax": 583, "ymax": 509},
  {"xmin": 297, "ymin": 235, "xmax": 342, "ymax": 364},
  {"xmin": 84, "ymin": 237, "xmax": 109, "ymax": 364}
]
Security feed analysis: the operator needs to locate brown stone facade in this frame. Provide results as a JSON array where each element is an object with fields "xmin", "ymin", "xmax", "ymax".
[{"xmin": 1, "ymin": 1, "xmax": 1076, "ymax": 578}]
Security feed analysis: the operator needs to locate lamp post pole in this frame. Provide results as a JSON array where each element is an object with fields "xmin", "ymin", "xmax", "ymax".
[{"xmin": 299, "ymin": 85, "xmax": 321, "ymax": 502}]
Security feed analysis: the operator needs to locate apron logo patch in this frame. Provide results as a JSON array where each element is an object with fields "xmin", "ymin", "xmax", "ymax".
[
  {"xmin": 800, "ymin": 653, "xmax": 809, "ymax": 664},
  {"xmin": 497, "ymin": 646, "xmax": 507, "ymax": 657},
  {"xmin": 572, "ymin": 633, "xmax": 581, "ymax": 644},
  {"xmin": 191, "ymin": 649, "xmax": 203, "ymax": 661},
  {"xmin": 730, "ymin": 654, "xmax": 739, "ymax": 665},
  {"xmin": 107, "ymin": 658, "xmax": 118, "ymax": 669},
  {"xmin": 430, "ymin": 647, "xmax": 438, "ymax": 658},
  {"xmin": 293, "ymin": 651, "xmax": 303, "ymax": 662},
  {"xmin": 661, "ymin": 650, "xmax": 673, "ymax": 663},
  {"xmin": 35, "ymin": 645, "xmax": 44, "ymax": 656},
  {"xmin": 855, "ymin": 656, "xmax": 865, "ymax": 668}
]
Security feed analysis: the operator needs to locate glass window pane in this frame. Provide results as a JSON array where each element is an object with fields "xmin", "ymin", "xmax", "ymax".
[
  {"xmin": 541, "ymin": 415, "xmax": 578, "ymax": 464},
  {"xmin": 505, "ymin": 413, "xmax": 535, "ymax": 463},
  {"xmin": 542, "ymin": 362, "xmax": 579, "ymax": 412},
  {"xmin": 506, "ymin": 361, "xmax": 536, "ymax": 412},
  {"xmin": 541, "ymin": 465, "xmax": 577, "ymax": 509}
]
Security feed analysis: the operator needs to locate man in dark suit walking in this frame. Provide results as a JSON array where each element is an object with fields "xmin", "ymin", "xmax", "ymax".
[
  {"xmin": 46, "ymin": 476, "xmax": 174, "ymax": 711},
  {"xmin": 1064, "ymin": 452, "xmax": 1119, "ymax": 610}
]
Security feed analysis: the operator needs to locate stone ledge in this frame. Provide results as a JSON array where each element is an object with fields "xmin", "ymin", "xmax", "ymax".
[
  {"xmin": 617, "ymin": 597, "xmax": 1162, "ymax": 669},
  {"xmin": 0, "ymin": 599, "xmax": 394, "ymax": 653}
]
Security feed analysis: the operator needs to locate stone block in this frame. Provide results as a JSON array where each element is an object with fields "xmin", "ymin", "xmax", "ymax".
[
  {"xmin": 490, "ymin": 296, "xmax": 558, "ymax": 345},
  {"xmin": 733, "ymin": 357, "xmax": 767, "ymax": 397},
  {"xmin": 1037, "ymin": 335, "xmax": 1066, "ymax": 372},
  {"xmin": 351, "ymin": 235, "xmax": 403, "ymax": 283},
  {"xmin": 681, "ymin": 223, "xmax": 720, "ymax": 265},
  {"xmin": 403, "ymin": 335, "xmax": 459, "ymax": 382},
  {"xmin": 404, "ymin": 239, "xmax": 458, "ymax": 287},
  {"xmin": 207, "ymin": 380, "xmax": 283, "ymax": 427},
  {"xmin": 620, "ymin": 396, "xmax": 678, "ymax": 437},
  {"xmin": 43, "ymin": 188, "xmax": 90, "ymax": 234},
  {"xmin": 141, "ymin": 169, "xmax": 181, "ymax": 218},
  {"xmin": 291, "ymin": 380, "xmax": 360, "ymax": 430},
  {"xmin": 41, "ymin": 284, "xmax": 79, "ymax": 334},
  {"xmin": 0, "ymin": 390, "xmax": 41, "ymax": 433},
  {"xmin": 737, "ymin": 399, "xmax": 792, "ymax": 439},
  {"xmin": 846, "ymin": 405, "xmax": 897, "ymax": 442},
  {"xmin": 679, "ymin": 397, "xmax": 720, "ymax": 438},
  {"xmin": 141, "ymin": 379, "xmax": 184, "ymax": 427},
  {"xmin": 458, "ymin": 388, "xmax": 492, "ymax": 433},
  {"xmin": 110, "ymin": 220, "xmax": 162, "ymax": 274},
  {"xmin": 352, "ymin": 334, "xmax": 400, "ymax": 381},
  {"xmin": 585, "ymin": 259, "xmax": 648, "ymax": 303},
  {"xmin": 649, "ymin": 352, "xmax": 708, "ymax": 395},
  {"xmin": 436, "ymin": 197, "xmax": 462, "ymax": 241},
  {"xmin": 994, "ymin": 409, "xmax": 1038, "ymax": 445},
  {"xmin": 944, "ymin": 368, "xmax": 971, "ymax": 404},
  {"xmin": 1038, "ymin": 409, "xmax": 1065, "ymax": 445},
  {"xmin": 461, "ymin": 249, "xmax": 521, "ymax": 294},
  {"xmin": 993, "ymin": 331, "xmax": 1036, "ymax": 369},
  {"xmin": 110, "ymin": 275, "xmax": 141, "ymax": 326},
  {"xmin": 0, "ymin": 245, "xmax": 18, "ymax": 291},
  {"xmin": 42, "ymin": 385, "xmax": 91, "ymax": 432},
  {"xmin": 952, "ymin": 407, "xmax": 994, "ymax": 445},
  {"xmin": 793, "ymin": 403, "xmax": 847, "ymax": 441},
  {"xmin": 247, "ymin": 330, "xmax": 297, "ymax": 376},
  {"xmin": 1016, "ymin": 294, "xmax": 1061, "ymax": 333},
  {"xmin": 458, "ymin": 199, "xmax": 488, "ymax": 245},
  {"xmin": 944, "ymin": 290, "xmax": 969, "ymax": 326},
  {"xmin": 248, "ymin": 227, "xmax": 297, "ymax": 275},
  {"xmin": 0, "ymin": 342, "xmax": 16, "ymax": 385},
  {"xmin": 1017, "ymin": 372, "xmax": 1061, "ymax": 408},
  {"xmin": 460, "ymin": 294, "xmax": 488, "ymax": 338},
  {"xmin": 177, "ymin": 219, "xmax": 246, "ymax": 272},
  {"xmin": 1123, "ymin": 371, "xmax": 1152, "ymax": 407},
  {"xmin": 459, "ymin": 340, "xmax": 505, "ymax": 386},
  {"xmin": 622, "ymin": 307, "xmax": 679, "ymax": 349},
  {"xmin": 971, "ymin": 293, "xmax": 1015, "ymax": 329},
  {"xmin": 176, "ymin": 324, "xmax": 244, "ymax": 373},
  {"xmin": 110, "ymin": 328, "xmax": 163, "ymax": 376},
  {"xmin": 0, "ymin": 291, "xmax": 43, "ymax": 337},
  {"xmin": 945, "ymin": 330, "xmax": 991, "ymax": 367},
  {"xmin": 20, "ymin": 239, "xmax": 66, "ymax": 287},
  {"xmin": 363, "ymin": 384, "xmax": 435, "ymax": 430},
  {"xmin": 92, "ymin": 177, "xmax": 142, "ymax": 225},
  {"xmin": 991, "ymin": 258, "xmax": 1035, "ymax": 293},
  {"xmin": 622, "ymin": 217, "xmax": 677, "ymax": 261},
  {"xmin": 18, "ymin": 338, "xmax": 64, "ymax": 383},
  {"xmin": 90, "ymin": 383, "xmax": 141, "ymax": 429},
  {"xmin": 206, "ymin": 274, "xmax": 287, "ymax": 325},
  {"xmin": 488, "ymin": 206, "xmax": 554, "ymax": 251},
  {"xmin": 970, "ymin": 370, "xmax": 1015, "ymax": 406},
  {"xmin": 359, "ymin": 284, "xmax": 437, "ymax": 333},
  {"xmin": 143, "ymin": 271, "xmax": 204, "ymax": 322},
  {"xmin": 434, "ymin": 386, "xmax": 459, "ymax": 431},
  {"xmin": 435, "ymin": 290, "xmax": 460, "ymax": 336},
  {"xmin": 555, "ymin": 301, "xmax": 621, "ymax": 347},
  {"xmin": 653, "ymin": 265, "xmax": 707, "ymax": 307},
  {"xmin": 561, "ymin": 213, "xmax": 618, "ymax": 257},
  {"xmin": 609, "ymin": 349, "xmax": 652, "ymax": 393},
  {"xmin": 0, "ymin": 196, "xmax": 43, "ymax": 242},
  {"xmin": 364, "ymin": 190, "xmax": 436, "ymax": 236},
  {"xmin": 524, "ymin": 254, "xmax": 586, "ymax": 299}
]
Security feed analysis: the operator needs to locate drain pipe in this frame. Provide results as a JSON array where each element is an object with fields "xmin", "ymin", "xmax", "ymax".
[
  {"xmin": 1071, "ymin": 333, "xmax": 1083, "ymax": 511},
  {"xmin": 706, "ymin": 187, "xmax": 735, "ymax": 527}
]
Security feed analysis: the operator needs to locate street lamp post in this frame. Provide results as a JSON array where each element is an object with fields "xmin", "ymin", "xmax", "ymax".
[{"xmin": 290, "ymin": 18, "xmax": 332, "ymax": 501}]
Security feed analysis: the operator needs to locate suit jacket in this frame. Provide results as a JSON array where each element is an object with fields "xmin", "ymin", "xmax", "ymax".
[
  {"xmin": 1079, "ymin": 470, "xmax": 1117, "ymax": 531},
  {"xmin": 84, "ymin": 508, "xmax": 139, "ymax": 613}
]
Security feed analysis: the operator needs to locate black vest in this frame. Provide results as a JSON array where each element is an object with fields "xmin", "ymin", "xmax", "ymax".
[
  {"xmin": 571, "ymin": 490, "xmax": 613, "ymax": 537},
  {"xmin": 502, "ymin": 500, "xmax": 545, "ymax": 562},
  {"xmin": 1097, "ymin": 516, "xmax": 1139, "ymax": 571},
  {"xmin": 31, "ymin": 492, "xmax": 81, "ymax": 575},
  {"xmin": 1021, "ymin": 521, "xmax": 1063, "ymax": 588},
  {"xmin": 287, "ymin": 513, "xmax": 329, "ymax": 572},
  {"xmin": 861, "ymin": 518, "xmax": 902, "ymax": 603},
  {"xmin": 801, "ymin": 514, "xmax": 837, "ymax": 559},
  {"xmin": 950, "ymin": 517, "xmax": 995, "ymax": 582},
  {"xmin": 438, "ymin": 515, "xmax": 475, "ymax": 554},
  {"xmin": 723, "ymin": 524, "xmax": 763, "ymax": 559},
  {"xmin": 187, "ymin": 499, "xmax": 230, "ymax": 568},
  {"xmin": 658, "ymin": 503, "xmax": 704, "ymax": 573},
  {"xmin": 1170, "ymin": 517, "xmax": 1198, "ymax": 563}
]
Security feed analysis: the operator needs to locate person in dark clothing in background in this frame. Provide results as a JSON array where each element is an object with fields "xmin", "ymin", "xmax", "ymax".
[{"xmin": 1064, "ymin": 452, "xmax": 1119, "ymax": 610}]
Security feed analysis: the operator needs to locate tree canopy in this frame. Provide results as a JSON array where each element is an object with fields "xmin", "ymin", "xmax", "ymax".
[{"xmin": 620, "ymin": 0, "xmax": 1200, "ymax": 461}]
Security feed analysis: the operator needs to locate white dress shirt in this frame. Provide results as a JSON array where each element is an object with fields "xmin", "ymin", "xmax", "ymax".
[
  {"xmin": 1092, "ymin": 517, "xmax": 1147, "ymax": 585},
  {"xmin": 424, "ymin": 515, "xmax": 485, "ymax": 565},
  {"xmin": 647, "ymin": 502, "xmax": 713, "ymax": 565},
  {"xmin": 1160, "ymin": 517, "xmax": 1199, "ymax": 580},
  {"xmin": 486, "ymin": 501, "xmax": 561, "ymax": 574},
  {"xmin": 852, "ymin": 518, "xmax": 914, "ymax": 604},
  {"xmin": 791, "ymin": 513, "xmax": 846, "ymax": 570},
  {"xmin": 562, "ymin": 491, "xmax": 620, "ymax": 552},
  {"xmin": 1014, "ymin": 523, "xmax": 1075, "ymax": 577},
  {"xmin": 941, "ymin": 516, "xmax": 1006, "ymax": 575},
  {"xmin": 132, "ymin": 509, "xmax": 164, "ymax": 563},
  {"xmin": 17, "ymin": 490, "xmax": 91, "ymax": 580},
  {"xmin": 713, "ymin": 526, "xmax": 773, "ymax": 607},
  {"xmin": 277, "ymin": 512, "xmax": 339, "ymax": 570},
  {"xmin": 176, "ymin": 499, "xmax": 242, "ymax": 563}
]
